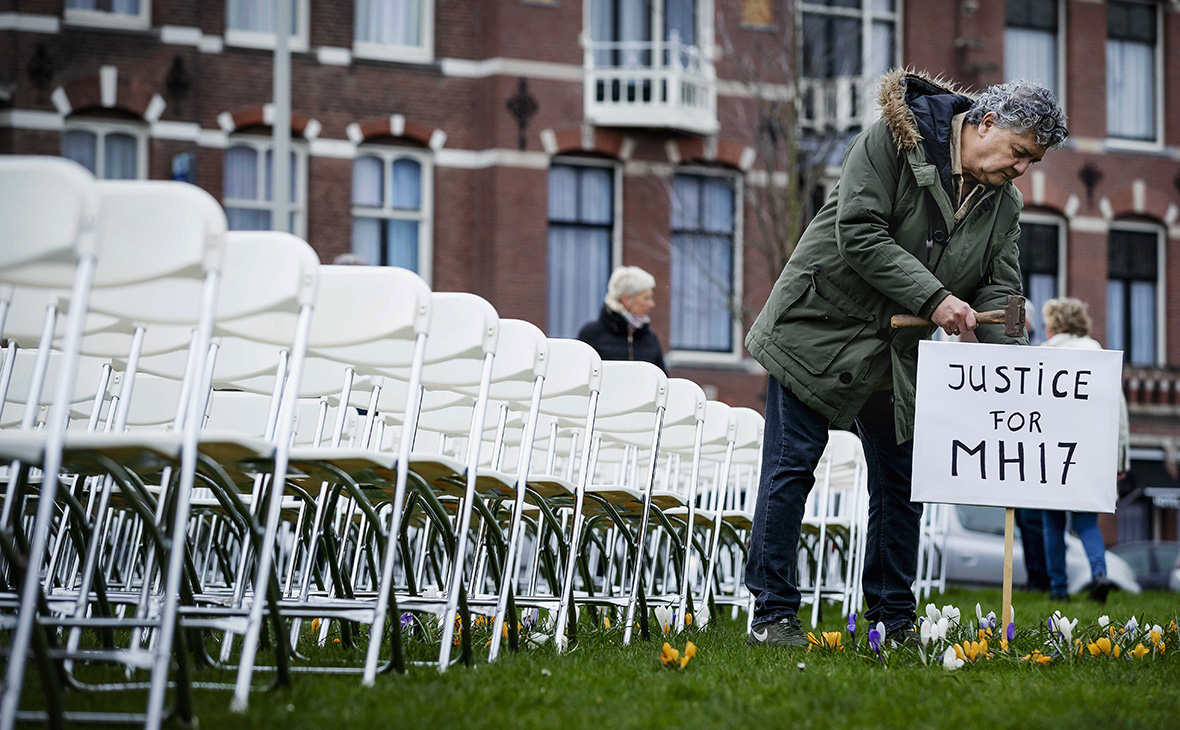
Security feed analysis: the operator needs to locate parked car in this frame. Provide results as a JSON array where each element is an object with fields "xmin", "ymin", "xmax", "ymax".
[
  {"xmin": 943, "ymin": 505, "xmax": 1140, "ymax": 595},
  {"xmin": 1108, "ymin": 541, "xmax": 1180, "ymax": 591}
]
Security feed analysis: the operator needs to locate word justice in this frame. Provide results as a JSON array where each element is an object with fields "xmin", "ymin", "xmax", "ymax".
[{"xmin": 945, "ymin": 363, "xmax": 1091, "ymax": 400}]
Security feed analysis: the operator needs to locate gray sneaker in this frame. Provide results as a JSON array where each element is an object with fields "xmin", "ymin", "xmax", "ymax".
[
  {"xmin": 748, "ymin": 616, "xmax": 809, "ymax": 648},
  {"xmin": 887, "ymin": 625, "xmax": 920, "ymax": 650}
]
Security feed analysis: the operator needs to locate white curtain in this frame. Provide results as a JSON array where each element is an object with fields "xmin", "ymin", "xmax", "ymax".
[
  {"xmin": 548, "ymin": 227, "xmax": 611, "ymax": 338},
  {"xmin": 385, "ymin": 220, "xmax": 420, "ymax": 270},
  {"xmin": 870, "ymin": 21, "xmax": 895, "ymax": 78},
  {"xmin": 225, "ymin": 146, "xmax": 258, "ymax": 200},
  {"xmin": 671, "ymin": 176, "xmax": 734, "ymax": 351},
  {"xmin": 1106, "ymin": 280, "xmax": 1125, "ymax": 353},
  {"xmin": 104, "ymin": 133, "xmax": 138, "ymax": 180},
  {"xmin": 112, "ymin": 0, "xmax": 140, "ymax": 13},
  {"xmin": 620, "ymin": 0, "xmax": 652, "ymax": 68},
  {"xmin": 228, "ymin": 0, "xmax": 294, "ymax": 33},
  {"xmin": 353, "ymin": 156, "xmax": 383, "ymax": 206},
  {"xmin": 62, "ymin": 130, "xmax": 97, "ymax": 175},
  {"xmin": 356, "ymin": 0, "xmax": 420, "ymax": 46},
  {"xmin": 352, "ymin": 218, "xmax": 382, "ymax": 265},
  {"xmin": 547, "ymin": 165, "xmax": 612, "ymax": 337},
  {"xmin": 1106, "ymin": 39, "xmax": 1154, "ymax": 139},
  {"xmin": 1129, "ymin": 280, "xmax": 1156, "ymax": 365},
  {"xmin": 1026, "ymin": 273, "xmax": 1056, "ymax": 345},
  {"xmin": 1005, "ymin": 28, "xmax": 1056, "ymax": 95},
  {"xmin": 391, "ymin": 158, "xmax": 422, "ymax": 209}
]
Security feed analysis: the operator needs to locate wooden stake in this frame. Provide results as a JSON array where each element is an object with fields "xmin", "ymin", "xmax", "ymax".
[{"xmin": 1001, "ymin": 507, "xmax": 1015, "ymax": 635}]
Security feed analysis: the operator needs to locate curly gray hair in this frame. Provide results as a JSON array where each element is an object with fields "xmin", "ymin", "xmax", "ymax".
[{"xmin": 964, "ymin": 79, "xmax": 1069, "ymax": 150}]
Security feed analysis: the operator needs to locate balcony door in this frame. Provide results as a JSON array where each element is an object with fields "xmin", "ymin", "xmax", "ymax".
[{"xmin": 590, "ymin": 0, "xmax": 696, "ymax": 69}]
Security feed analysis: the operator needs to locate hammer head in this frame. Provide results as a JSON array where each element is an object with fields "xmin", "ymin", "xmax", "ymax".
[{"xmin": 1004, "ymin": 295, "xmax": 1027, "ymax": 338}]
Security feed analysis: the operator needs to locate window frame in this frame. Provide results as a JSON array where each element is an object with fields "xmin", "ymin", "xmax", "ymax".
[
  {"xmin": 63, "ymin": 0, "xmax": 152, "ymax": 30},
  {"xmin": 1104, "ymin": 0, "xmax": 1164, "ymax": 151},
  {"xmin": 666, "ymin": 164, "xmax": 745, "ymax": 366},
  {"xmin": 222, "ymin": 135, "xmax": 309, "ymax": 239},
  {"xmin": 224, "ymin": 0, "xmax": 311, "ymax": 52},
  {"xmin": 545, "ymin": 155, "xmax": 623, "ymax": 338},
  {"xmin": 1015, "ymin": 212, "xmax": 1067, "ymax": 346},
  {"xmin": 1003, "ymin": 0, "xmax": 1067, "ymax": 115},
  {"xmin": 349, "ymin": 144, "xmax": 435, "ymax": 284},
  {"xmin": 352, "ymin": 0, "xmax": 436, "ymax": 64},
  {"xmin": 795, "ymin": 0, "xmax": 902, "ymax": 81},
  {"xmin": 1107, "ymin": 220, "xmax": 1165, "ymax": 367},
  {"xmin": 61, "ymin": 118, "xmax": 149, "ymax": 181}
]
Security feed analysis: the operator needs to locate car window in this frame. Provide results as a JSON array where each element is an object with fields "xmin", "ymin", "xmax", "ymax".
[
  {"xmin": 957, "ymin": 506, "xmax": 1006, "ymax": 536},
  {"xmin": 1157, "ymin": 543, "xmax": 1180, "ymax": 571}
]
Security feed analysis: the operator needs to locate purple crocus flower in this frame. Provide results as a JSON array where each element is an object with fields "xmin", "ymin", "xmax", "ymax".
[
  {"xmin": 868, "ymin": 622, "xmax": 884, "ymax": 655},
  {"xmin": 847, "ymin": 613, "xmax": 858, "ymax": 640},
  {"xmin": 400, "ymin": 612, "xmax": 414, "ymax": 630},
  {"xmin": 1006, "ymin": 622, "xmax": 1015, "ymax": 642}
]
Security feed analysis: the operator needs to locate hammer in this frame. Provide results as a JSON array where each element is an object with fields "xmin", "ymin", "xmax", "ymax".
[{"xmin": 891, "ymin": 294, "xmax": 1027, "ymax": 338}]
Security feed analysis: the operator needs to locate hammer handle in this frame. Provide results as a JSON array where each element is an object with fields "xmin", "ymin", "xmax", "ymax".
[{"xmin": 891, "ymin": 309, "xmax": 1005, "ymax": 328}]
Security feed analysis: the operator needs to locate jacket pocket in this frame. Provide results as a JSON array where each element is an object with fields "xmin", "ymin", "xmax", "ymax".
[{"xmin": 771, "ymin": 268, "xmax": 874, "ymax": 376}]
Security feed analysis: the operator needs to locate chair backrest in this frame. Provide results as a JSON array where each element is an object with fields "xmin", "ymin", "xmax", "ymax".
[
  {"xmin": 595, "ymin": 361, "xmax": 668, "ymax": 418},
  {"xmin": 307, "ymin": 265, "xmax": 431, "ymax": 361},
  {"xmin": 649, "ymin": 378, "xmax": 707, "ymax": 454},
  {"xmin": 0, "ymin": 157, "xmax": 100, "ymax": 279}
]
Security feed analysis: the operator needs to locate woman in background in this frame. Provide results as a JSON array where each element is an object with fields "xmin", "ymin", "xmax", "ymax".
[
  {"xmin": 578, "ymin": 265, "xmax": 666, "ymax": 373},
  {"xmin": 1040, "ymin": 297, "xmax": 1130, "ymax": 603}
]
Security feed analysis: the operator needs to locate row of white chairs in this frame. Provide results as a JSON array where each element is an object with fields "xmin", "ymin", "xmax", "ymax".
[{"xmin": 0, "ymin": 156, "xmax": 785, "ymax": 729}]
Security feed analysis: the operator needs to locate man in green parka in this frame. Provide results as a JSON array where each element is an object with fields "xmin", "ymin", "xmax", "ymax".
[{"xmin": 744, "ymin": 70, "xmax": 1068, "ymax": 647}]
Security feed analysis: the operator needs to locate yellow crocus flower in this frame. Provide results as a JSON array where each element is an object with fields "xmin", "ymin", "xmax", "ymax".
[{"xmin": 1130, "ymin": 643, "xmax": 1149, "ymax": 659}]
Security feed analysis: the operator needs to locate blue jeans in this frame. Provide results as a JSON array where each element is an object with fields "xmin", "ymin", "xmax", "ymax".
[
  {"xmin": 1043, "ymin": 511, "xmax": 1107, "ymax": 596},
  {"xmin": 745, "ymin": 376, "xmax": 922, "ymax": 634}
]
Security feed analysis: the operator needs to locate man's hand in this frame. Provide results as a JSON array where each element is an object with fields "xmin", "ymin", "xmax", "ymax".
[{"xmin": 931, "ymin": 295, "xmax": 978, "ymax": 337}]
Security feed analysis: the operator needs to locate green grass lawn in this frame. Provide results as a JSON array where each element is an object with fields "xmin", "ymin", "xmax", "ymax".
[{"xmin": 24, "ymin": 587, "xmax": 1180, "ymax": 729}]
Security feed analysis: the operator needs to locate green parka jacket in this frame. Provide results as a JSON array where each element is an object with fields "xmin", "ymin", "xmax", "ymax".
[{"xmin": 745, "ymin": 69, "xmax": 1028, "ymax": 444}]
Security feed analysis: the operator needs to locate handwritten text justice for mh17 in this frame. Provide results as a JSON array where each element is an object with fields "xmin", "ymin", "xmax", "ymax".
[{"xmin": 945, "ymin": 362, "xmax": 1091, "ymax": 486}]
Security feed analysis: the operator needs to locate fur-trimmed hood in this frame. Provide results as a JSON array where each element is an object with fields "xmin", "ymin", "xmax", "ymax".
[
  {"xmin": 878, "ymin": 68, "xmax": 975, "ymax": 193},
  {"xmin": 877, "ymin": 68, "xmax": 973, "ymax": 150}
]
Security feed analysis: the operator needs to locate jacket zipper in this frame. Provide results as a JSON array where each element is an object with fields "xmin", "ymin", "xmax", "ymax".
[{"xmin": 628, "ymin": 331, "xmax": 634, "ymax": 360}]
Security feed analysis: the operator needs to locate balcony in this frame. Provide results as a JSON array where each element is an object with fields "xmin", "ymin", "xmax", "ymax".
[
  {"xmin": 797, "ymin": 76, "xmax": 881, "ymax": 134},
  {"xmin": 1124, "ymin": 367, "xmax": 1180, "ymax": 418},
  {"xmin": 583, "ymin": 34, "xmax": 718, "ymax": 136}
]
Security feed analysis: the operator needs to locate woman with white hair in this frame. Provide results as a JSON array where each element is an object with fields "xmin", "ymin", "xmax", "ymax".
[
  {"xmin": 577, "ymin": 265, "xmax": 666, "ymax": 372},
  {"xmin": 1040, "ymin": 297, "xmax": 1130, "ymax": 603}
]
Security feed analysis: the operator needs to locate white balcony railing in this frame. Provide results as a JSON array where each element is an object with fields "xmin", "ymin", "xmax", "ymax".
[
  {"xmin": 797, "ymin": 76, "xmax": 881, "ymax": 133},
  {"xmin": 583, "ymin": 33, "xmax": 718, "ymax": 135}
]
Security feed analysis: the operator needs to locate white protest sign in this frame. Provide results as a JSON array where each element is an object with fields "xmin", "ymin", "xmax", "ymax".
[{"xmin": 912, "ymin": 340, "xmax": 1123, "ymax": 513}]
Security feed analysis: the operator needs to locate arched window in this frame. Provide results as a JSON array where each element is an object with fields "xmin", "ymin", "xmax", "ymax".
[
  {"xmin": 61, "ymin": 118, "xmax": 147, "ymax": 180},
  {"xmin": 1107, "ymin": 222, "xmax": 1163, "ymax": 366},
  {"xmin": 547, "ymin": 160, "xmax": 617, "ymax": 337},
  {"xmin": 351, "ymin": 147, "xmax": 433, "ymax": 280},
  {"xmin": 223, "ymin": 137, "xmax": 307, "ymax": 236}
]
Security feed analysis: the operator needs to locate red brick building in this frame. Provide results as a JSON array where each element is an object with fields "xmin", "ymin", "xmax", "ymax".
[{"xmin": 1, "ymin": 0, "xmax": 1178, "ymax": 541}]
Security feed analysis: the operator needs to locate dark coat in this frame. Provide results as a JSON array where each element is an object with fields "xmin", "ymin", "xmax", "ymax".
[
  {"xmin": 745, "ymin": 69, "xmax": 1027, "ymax": 443},
  {"xmin": 578, "ymin": 305, "xmax": 667, "ymax": 373}
]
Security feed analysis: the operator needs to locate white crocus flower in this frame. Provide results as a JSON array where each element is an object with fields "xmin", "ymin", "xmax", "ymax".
[
  {"xmin": 654, "ymin": 606, "xmax": 675, "ymax": 635},
  {"xmin": 920, "ymin": 619, "xmax": 935, "ymax": 646},
  {"xmin": 976, "ymin": 603, "xmax": 984, "ymax": 630},
  {"xmin": 1055, "ymin": 615, "xmax": 1078, "ymax": 646},
  {"xmin": 1098, "ymin": 615, "xmax": 1110, "ymax": 628},
  {"xmin": 926, "ymin": 604, "xmax": 942, "ymax": 624},
  {"xmin": 1125, "ymin": 616, "xmax": 1139, "ymax": 638},
  {"xmin": 942, "ymin": 646, "xmax": 964, "ymax": 671},
  {"xmin": 935, "ymin": 616, "xmax": 950, "ymax": 642},
  {"xmin": 942, "ymin": 605, "xmax": 961, "ymax": 627}
]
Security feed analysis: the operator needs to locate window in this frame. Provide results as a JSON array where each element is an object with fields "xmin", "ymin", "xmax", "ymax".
[
  {"xmin": 354, "ymin": 0, "xmax": 434, "ymax": 63},
  {"xmin": 61, "ymin": 121, "xmax": 147, "ymax": 180},
  {"xmin": 223, "ymin": 139, "xmax": 306, "ymax": 237},
  {"xmin": 1005, "ymin": 0, "xmax": 1059, "ymax": 98},
  {"xmin": 589, "ymin": 0, "xmax": 700, "ymax": 67},
  {"xmin": 64, "ymin": 0, "xmax": 150, "ymax": 29},
  {"xmin": 226, "ymin": 0, "xmax": 309, "ymax": 50},
  {"xmin": 798, "ymin": 1, "xmax": 898, "ymax": 130},
  {"xmin": 547, "ymin": 163, "xmax": 616, "ymax": 338},
  {"xmin": 670, "ymin": 173, "xmax": 738, "ymax": 354},
  {"xmin": 1106, "ymin": 0, "xmax": 1159, "ymax": 142},
  {"xmin": 351, "ymin": 149, "xmax": 433, "ymax": 279},
  {"xmin": 1107, "ymin": 226, "xmax": 1160, "ymax": 366},
  {"xmin": 799, "ymin": 0, "xmax": 897, "ymax": 80},
  {"xmin": 1016, "ymin": 219, "xmax": 1061, "ymax": 346}
]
